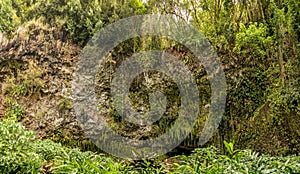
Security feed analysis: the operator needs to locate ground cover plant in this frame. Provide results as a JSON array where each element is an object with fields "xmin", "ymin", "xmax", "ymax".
[{"xmin": 0, "ymin": 119, "xmax": 299, "ymax": 174}]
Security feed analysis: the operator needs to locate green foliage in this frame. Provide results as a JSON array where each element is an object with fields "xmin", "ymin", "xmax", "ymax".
[
  {"xmin": 5, "ymin": 98, "xmax": 25, "ymax": 121},
  {"xmin": 0, "ymin": 0, "xmax": 19, "ymax": 34},
  {"xmin": 19, "ymin": 0, "xmax": 104, "ymax": 45},
  {"xmin": 223, "ymin": 140, "xmax": 241, "ymax": 159},
  {"xmin": 0, "ymin": 119, "xmax": 42, "ymax": 173},
  {"xmin": 0, "ymin": 120, "xmax": 299, "ymax": 173},
  {"xmin": 168, "ymin": 147, "xmax": 300, "ymax": 174},
  {"xmin": 0, "ymin": 119, "xmax": 127, "ymax": 173},
  {"xmin": 129, "ymin": 0, "xmax": 147, "ymax": 14},
  {"xmin": 0, "ymin": 0, "xmax": 144, "ymax": 45},
  {"xmin": 268, "ymin": 87, "xmax": 300, "ymax": 153},
  {"xmin": 234, "ymin": 23, "xmax": 274, "ymax": 59},
  {"xmin": 63, "ymin": 0, "xmax": 103, "ymax": 45},
  {"xmin": 32, "ymin": 140, "xmax": 130, "ymax": 173}
]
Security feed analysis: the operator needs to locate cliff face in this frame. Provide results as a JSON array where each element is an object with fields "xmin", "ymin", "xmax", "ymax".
[
  {"xmin": 0, "ymin": 21, "xmax": 86, "ymax": 146},
  {"xmin": 0, "ymin": 21, "xmax": 209, "ymax": 152}
]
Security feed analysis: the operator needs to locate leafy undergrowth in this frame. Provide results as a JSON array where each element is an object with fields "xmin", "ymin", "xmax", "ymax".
[{"xmin": 0, "ymin": 119, "xmax": 299, "ymax": 174}]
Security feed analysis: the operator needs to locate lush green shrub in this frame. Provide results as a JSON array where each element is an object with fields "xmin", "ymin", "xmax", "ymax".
[
  {"xmin": 168, "ymin": 146, "xmax": 300, "ymax": 174},
  {"xmin": 0, "ymin": 0, "xmax": 141, "ymax": 45},
  {"xmin": 0, "ymin": 119, "xmax": 42, "ymax": 173},
  {"xmin": 32, "ymin": 139, "xmax": 68, "ymax": 162},
  {"xmin": 234, "ymin": 22, "xmax": 274, "ymax": 60},
  {"xmin": 0, "ymin": 121, "xmax": 299, "ymax": 173},
  {"xmin": 0, "ymin": 0, "xmax": 19, "ymax": 34},
  {"xmin": 4, "ymin": 98, "xmax": 25, "ymax": 121},
  {"xmin": 33, "ymin": 140, "xmax": 128, "ymax": 173}
]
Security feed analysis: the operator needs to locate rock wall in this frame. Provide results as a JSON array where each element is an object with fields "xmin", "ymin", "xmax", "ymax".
[
  {"xmin": 0, "ymin": 23, "xmax": 211, "ymax": 152},
  {"xmin": 0, "ymin": 21, "xmax": 87, "ymax": 147}
]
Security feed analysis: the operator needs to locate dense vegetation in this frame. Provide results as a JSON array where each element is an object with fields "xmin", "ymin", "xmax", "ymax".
[
  {"xmin": 0, "ymin": 119, "xmax": 299, "ymax": 173},
  {"xmin": 0, "ymin": 0, "xmax": 299, "ymax": 173}
]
